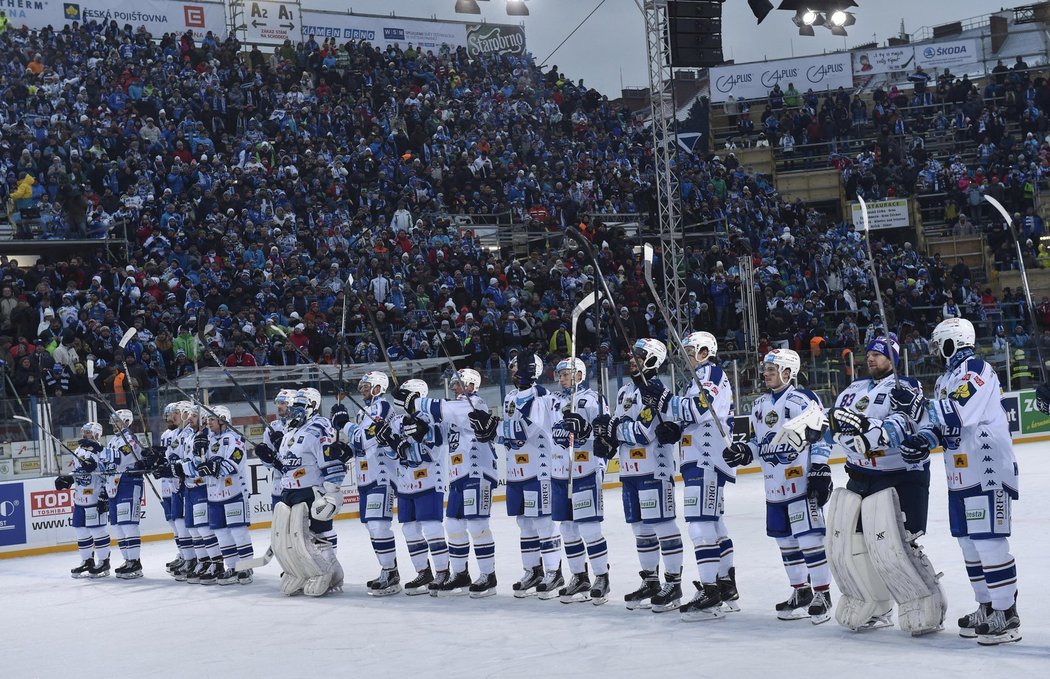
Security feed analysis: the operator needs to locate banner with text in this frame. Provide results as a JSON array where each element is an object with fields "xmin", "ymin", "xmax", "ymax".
[
  {"xmin": 914, "ymin": 39, "xmax": 979, "ymax": 71},
  {"xmin": 7, "ymin": 1, "xmax": 226, "ymax": 40},
  {"xmin": 849, "ymin": 198, "xmax": 911, "ymax": 230},
  {"xmin": 465, "ymin": 23, "xmax": 527, "ymax": 58},
  {"xmin": 709, "ymin": 52, "xmax": 852, "ymax": 103},
  {"xmin": 298, "ymin": 11, "xmax": 523, "ymax": 54},
  {"xmin": 852, "ymin": 46, "xmax": 914, "ymax": 75}
]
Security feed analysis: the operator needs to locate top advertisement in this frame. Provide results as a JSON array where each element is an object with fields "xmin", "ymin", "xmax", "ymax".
[
  {"xmin": 465, "ymin": 23, "xmax": 527, "ymax": 58},
  {"xmin": 297, "ymin": 11, "xmax": 519, "ymax": 53},
  {"xmin": 853, "ymin": 39, "xmax": 978, "ymax": 76},
  {"xmin": 7, "ymin": 1, "xmax": 226, "ymax": 40},
  {"xmin": 708, "ymin": 52, "xmax": 853, "ymax": 103}
]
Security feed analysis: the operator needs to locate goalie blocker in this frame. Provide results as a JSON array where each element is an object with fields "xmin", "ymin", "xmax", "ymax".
[{"xmin": 827, "ymin": 487, "xmax": 945, "ymax": 635}]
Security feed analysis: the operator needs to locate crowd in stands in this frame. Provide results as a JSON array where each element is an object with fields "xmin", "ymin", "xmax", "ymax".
[{"xmin": 0, "ymin": 18, "xmax": 1044, "ymax": 405}]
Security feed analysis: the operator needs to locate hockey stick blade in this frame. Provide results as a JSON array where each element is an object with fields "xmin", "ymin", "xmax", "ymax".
[
  {"xmin": 118, "ymin": 327, "xmax": 137, "ymax": 349},
  {"xmin": 983, "ymin": 195, "xmax": 1012, "ymax": 228},
  {"xmin": 235, "ymin": 547, "xmax": 274, "ymax": 571},
  {"xmin": 570, "ymin": 292, "xmax": 596, "ymax": 326}
]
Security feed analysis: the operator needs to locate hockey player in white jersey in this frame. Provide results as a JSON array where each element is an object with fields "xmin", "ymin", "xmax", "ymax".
[
  {"xmin": 331, "ymin": 373, "xmax": 402, "ymax": 596},
  {"xmin": 253, "ymin": 389, "xmax": 296, "ymax": 514},
  {"xmin": 98, "ymin": 409, "xmax": 146, "ymax": 579},
  {"xmin": 157, "ymin": 403, "xmax": 192, "ymax": 576},
  {"xmin": 643, "ymin": 331, "xmax": 738, "ymax": 620},
  {"xmin": 823, "ymin": 336, "xmax": 945, "ymax": 635},
  {"xmin": 55, "ymin": 422, "xmax": 112, "ymax": 578},
  {"xmin": 383, "ymin": 379, "xmax": 452, "ymax": 596},
  {"xmin": 175, "ymin": 403, "xmax": 226, "ymax": 584},
  {"xmin": 888, "ymin": 318, "xmax": 1021, "ymax": 644},
  {"xmin": 401, "ymin": 368, "xmax": 499, "ymax": 597},
  {"xmin": 482, "ymin": 352, "xmax": 564, "ymax": 598},
  {"xmin": 592, "ymin": 339, "xmax": 686, "ymax": 612},
  {"xmin": 550, "ymin": 358, "xmax": 611, "ymax": 604},
  {"xmin": 722, "ymin": 349, "xmax": 834, "ymax": 623},
  {"xmin": 197, "ymin": 406, "xmax": 254, "ymax": 585},
  {"xmin": 272, "ymin": 388, "xmax": 346, "ymax": 597}
]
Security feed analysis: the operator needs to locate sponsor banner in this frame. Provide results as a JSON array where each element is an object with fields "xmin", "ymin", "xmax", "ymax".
[
  {"xmin": 242, "ymin": 0, "xmax": 300, "ymax": 46},
  {"xmin": 9, "ymin": 1, "xmax": 226, "ymax": 41},
  {"xmin": 0, "ymin": 482, "xmax": 26, "ymax": 547},
  {"xmin": 915, "ymin": 39, "xmax": 979, "ymax": 71},
  {"xmin": 849, "ymin": 198, "xmax": 910, "ymax": 230},
  {"xmin": 299, "ymin": 11, "xmax": 496, "ymax": 52},
  {"xmin": 709, "ymin": 52, "xmax": 852, "ymax": 103},
  {"xmin": 1001, "ymin": 394, "xmax": 1020, "ymax": 435},
  {"xmin": 852, "ymin": 46, "xmax": 914, "ymax": 75},
  {"xmin": 1017, "ymin": 390, "xmax": 1050, "ymax": 435},
  {"xmin": 465, "ymin": 23, "xmax": 527, "ymax": 58}
]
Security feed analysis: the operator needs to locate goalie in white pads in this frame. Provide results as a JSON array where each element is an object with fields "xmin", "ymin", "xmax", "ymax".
[
  {"xmin": 888, "ymin": 318, "xmax": 1021, "ymax": 645},
  {"xmin": 722, "ymin": 349, "xmax": 834, "ymax": 624},
  {"xmin": 643, "ymin": 331, "xmax": 739, "ymax": 620},
  {"xmin": 272, "ymin": 388, "xmax": 346, "ymax": 597},
  {"xmin": 823, "ymin": 335, "xmax": 945, "ymax": 635},
  {"xmin": 551, "ymin": 358, "xmax": 611, "ymax": 604}
]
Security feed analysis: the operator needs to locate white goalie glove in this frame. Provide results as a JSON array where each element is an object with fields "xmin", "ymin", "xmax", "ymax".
[
  {"xmin": 311, "ymin": 482, "xmax": 344, "ymax": 521},
  {"xmin": 772, "ymin": 401, "xmax": 829, "ymax": 453}
]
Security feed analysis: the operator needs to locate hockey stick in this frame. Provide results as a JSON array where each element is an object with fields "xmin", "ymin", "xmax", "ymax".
[
  {"xmin": 38, "ymin": 373, "xmax": 59, "ymax": 474},
  {"xmin": 339, "ymin": 273, "xmax": 352, "ymax": 390},
  {"xmin": 642, "ymin": 244, "xmax": 732, "ymax": 447},
  {"xmin": 856, "ymin": 194, "xmax": 901, "ymax": 390},
  {"xmin": 198, "ymin": 323, "xmax": 274, "ymax": 433},
  {"xmin": 86, "ymin": 359, "xmax": 162, "ymax": 502},
  {"xmin": 13, "ymin": 415, "xmax": 152, "ymax": 476},
  {"xmin": 154, "ymin": 374, "xmax": 253, "ymax": 441},
  {"xmin": 985, "ymin": 195, "xmax": 1048, "ymax": 383},
  {"xmin": 567, "ymin": 292, "xmax": 596, "ymax": 493},
  {"xmin": 565, "ymin": 227, "xmax": 666, "ymax": 423},
  {"xmin": 346, "ymin": 273, "xmax": 399, "ymax": 387},
  {"xmin": 236, "ymin": 546, "xmax": 274, "ymax": 571},
  {"xmin": 416, "ymin": 304, "xmax": 485, "ymax": 413},
  {"xmin": 117, "ymin": 328, "xmax": 154, "ymax": 440}
]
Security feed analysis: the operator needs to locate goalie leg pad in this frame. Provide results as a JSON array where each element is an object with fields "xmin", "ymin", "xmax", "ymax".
[
  {"xmin": 273, "ymin": 501, "xmax": 332, "ymax": 595},
  {"xmin": 271, "ymin": 502, "xmax": 307, "ymax": 596},
  {"xmin": 861, "ymin": 488, "xmax": 946, "ymax": 635},
  {"xmin": 826, "ymin": 488, "xmax": 894, "ymax": 631}
]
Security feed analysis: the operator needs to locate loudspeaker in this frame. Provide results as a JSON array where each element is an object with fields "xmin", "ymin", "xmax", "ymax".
[{"xmin": 667, "ymin": 0, "xmax": 724, "ymax": 68}]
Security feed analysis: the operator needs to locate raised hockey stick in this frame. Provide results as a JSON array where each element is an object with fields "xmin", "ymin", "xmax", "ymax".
[
  {"xmin": 417, "ymin": 303, "xmax": 485, "ymax": 413},
  {"xmin": 117, "ymin": 328, "xmax": 154, "ymax": 440},
  {"xmin": 346, "ymin": 273, "xmax": 399, "ymax": 387},
  {"xmin": 857, "ymin": 194, "xmax": 901, "ymax": 390},
  {"xmin": 567, "ymin": 292, "xmax": 597, "ymax": 491},
  {"xmin": 13, "ymin": 415, "xmax": 153, "ymax": 476},
  {"xmin": 985, "ymin": 194, "xmax": 1048, "ymax": 383},
  {"xmin": 198, "ymin": 323, "xmax": 274, "ymax": 432},
  {"xmin": 86, "ymin": 359, "xmax": 162, "ymax": 502},
  {"xmin": 642, "ymin": 244, "xmax": 732, "ymax": 447},
  {"xmin": 155, "ymin": 375, "xmax": 253, "ymax": 441},
  {"xmin": 339, "ymin": 273, "xmax": 353, "ymax": 389}
]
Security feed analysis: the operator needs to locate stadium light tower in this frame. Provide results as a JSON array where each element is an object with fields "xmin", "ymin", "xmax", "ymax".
[
  {"xmin": 454, "ymin": 0, "xmax": 481, "ymax": 14},
  {"xmin": 455, "ymin": 0, "xmax": 530, "ymax": 16}
]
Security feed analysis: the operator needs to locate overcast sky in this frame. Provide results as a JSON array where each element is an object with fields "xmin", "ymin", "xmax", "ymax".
[{"xmin": 311, "ymin": 0, "xmax": 1010, "ymax": 94}]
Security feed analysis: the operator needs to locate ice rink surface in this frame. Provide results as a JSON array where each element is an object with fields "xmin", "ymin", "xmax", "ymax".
[{"xmin": 5, "ymin": 443, "xmax": 1049, "ymax": 679}]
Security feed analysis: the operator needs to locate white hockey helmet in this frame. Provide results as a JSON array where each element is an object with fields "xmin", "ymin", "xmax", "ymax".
[
  {"xmin": 163, "ymin": 402, "xmax": 180, "ymax": 418},
  {"xmin": 176, "ymin": 401, "xmax": 199, "ymax": 420},
  {"xmin": 81, "ymin": 421, "xmax": 103, "ymax": 439},
  {"xmin": 275, "ymin": 388, "xmax": 296, "ymax": 407},
  {"xmin": 400, "ymin": 378, "xmax": 429, "ymax": 402},
  {"xmin": 110, "ymin": 409, "xmax": 134, "ymax": 429},
  {"xmin": 302, "ymin": 387, "xmax": 322, "ymax": 412},
  {"xmin": 684, "ymin": 331, "xmax": 717, "ymax": 359},
  {"xmin": 930, "ymin": 317, "xmax": 975, "ymax": 360},
  {"xmin": 208, "ymin": 405, "xmax": 232, "ymax": 424},
  {"xmin": 359, "ymin": 371, "xmax": 390, "ymax": 397},
  {"xmin": 632, "ymin": 338, "xmax": 667, "ymax": 373},
  {"xmin": 762, "ymin": 349, "xmax": 801, "ymax": 384},
  {"xmin": 555, "ymin": 357, "xmax": 586, "ymax": 384},
  {"xmin": 453, "ymin": 368, "xmax": 482, "ymax": 391}
]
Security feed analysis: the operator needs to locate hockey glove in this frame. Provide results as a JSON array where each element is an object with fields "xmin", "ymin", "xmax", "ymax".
[
  {"xmin": 592, "ymin": 434, "xmax": 618, "ymax": 461},
  {"xmin": 827, "ymin": 407, "xmax": 870, "ymax": 437},
  {"xmin": 77, "ymin": 455, "xmax": 98, "ymax": 473},
  {"xmin": 152, "ymin": 463, "xmax": 174, "ymax": 479},
  {"xmin": 396, "ymin": 439, "xmax": 423, "ymax": 468},
  {"xmin": 196, "ymin": 459, "xmax": 222, "ymax": 477},
  {"xmin": 722, "ymin": 442, "xmax": 754, "ymax": 468},
  {"xmin": 330, "ymin": 441, "xmax": 355, "ymax": 464},
  {"xmin": 54, "ymin": 475, "xmax": 74, "ymax": 491},
  {"xmin": 1036, "ymin": 382, "xmax": 1050, "ymax": 416},
  {"xmin": 590, "ymin": 414, "xmax": 617, "ymax": 443},
  {"xmin": 97, "ymin": 496, "xmax": 109, "ymax": 515},
  {"xmin": 640, "ymin": 380, "xmax": 672, "ymax": 414},
  {"xmin": 468, "ymin": 410, "xmax": 499, "ymax": 442},
  {"xmin": 372, "ymin": 419, "xmax": 399, "ymax": 449},
  {"xmin": 402, "ymin": 416, "xmax": 430, "ymax": 443},
  {"xmin": 807, "ymin": 463, "xmax": 833, "ymax": 507},
  {"xmin": 393, "ymin": 384, "xmax": 420, "ymax": 414},
  {"xmin": 254, "ymin": 442, "xmax": 277, "ymax": 466},
  {"xmin": 655, "ymin": 421, "xmax": 683, "ymax": 445},
  {"xmin": 330, "ymin": 404, "xmax": 350, "ymax": 431},
  {"xmin": 560, "ymin": 412, "xmax": 593, "ymax": 440},
  {"xmin": 78, "ymin": 439, "xmax": 103, "ymax": 454},
  {"xmin": 171, "ymin": 462, "xmax": 187, "ymax": 481},
  {"xmin": 193, "ymin": 431, "xmax": 210, "ymax": 456},
  {"xmin": 899, "ymin": 429, "xmax": 939, "ymax": 465},
  {"xmin": 310, "ymin": 482, "xmax": 343, "ymax": 522},
  {"xmin": 890, "ymin": 385, "xmax": 927, "ymax": 422},
  {"xmin": 268, "ymin": 428, "xmax": 285, "ymax": 451}
]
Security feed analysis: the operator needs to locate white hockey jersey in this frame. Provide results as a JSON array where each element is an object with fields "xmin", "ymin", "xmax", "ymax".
[
  {"xmin": 418, "ymin": 394, "xmax": 499, "ymax": 482},
  {"xmin": 925, "ymin": 352, "xmax": 1018, "ymax": 496},
  {"xmin": 551, "ymin": 386, "xmax": 606, "ymax": 479},
  {"xmin": 263, "ymin": 418, "xmax": 288, "ymax": 490},
  {"xmin": 500, "ymin": 385, "xmax": 557, "ymax": 483},
  {"xmin": 668, "ymin": 362, "xmax": 736, "ymax": 477},
  {"xmin": 745, "ymin": 386, "xmax": 831, "ymax": 503},
  {"xmin": 612, "ymin": 380, "xmax": 677, "ymax": 481},
  {"xmin": 98, "ymin": 431, "xmax": 145, "ymax": 497},
  {"xmin": 391, "ymin": 411, "xmax": 449, "ymax": 495},
  {"xmin": 277, "ymin": 415, "xmax": 345, "ymax": 491},
  {"xmin": 832, "ymin": 375, "xmax": 924, "ymax": 474},
  {"xmin": 349, "ymin": 397, "xmax": 396, "ymax": 488},
  {"xmin": 159, "ymin": 427, "xmax": 181, "ymax": 497},
  {"xmin": 70, "ymin": 444, "xmax": 106, "ymax": 507},
  {"xmin": 178, "ymin": 425, "xmax": 208, "ymax": 490},
  {"xmin": 203, "ymin": 429, "xmax": 250, "ymax": 501}
]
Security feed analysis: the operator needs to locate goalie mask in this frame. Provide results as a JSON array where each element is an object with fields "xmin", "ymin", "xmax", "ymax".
[
  {"xmin": 511, "ymin": 352, "xmax": 543, "ymax": 389},
  {"xmin": 632, "ymin": 338, "xmax": 667, "ymax": 377},
  {"xmin": 930, "ymin": 317, "xmax": 975, "ymax": 361},
  {"xmin": 288, "ymin": 389, "xmax": 316, "ymax": 428}
]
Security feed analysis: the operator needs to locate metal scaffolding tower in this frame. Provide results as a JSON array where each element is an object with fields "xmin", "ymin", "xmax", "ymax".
[{"xmin": 642, "ymin": 0, "xmax": 686, "ymax": 336}]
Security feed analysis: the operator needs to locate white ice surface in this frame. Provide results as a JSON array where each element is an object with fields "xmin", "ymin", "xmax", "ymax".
[{"xmin": 5, "ymin": 443, "xmax": 1050, "ymax": 679}]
